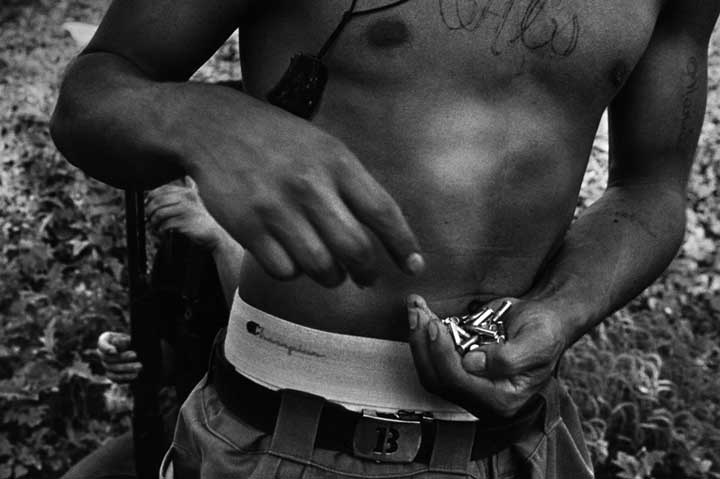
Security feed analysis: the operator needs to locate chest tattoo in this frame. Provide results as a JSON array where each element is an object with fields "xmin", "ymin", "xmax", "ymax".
[{"xmin": 438, "ymin": 0, "xmax": 580, "ymax": 57}]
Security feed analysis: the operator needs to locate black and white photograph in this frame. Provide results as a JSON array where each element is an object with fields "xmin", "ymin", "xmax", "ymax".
[{"xmin": 1, "ymin": 1, "xmax": 720, "ymax": 478}]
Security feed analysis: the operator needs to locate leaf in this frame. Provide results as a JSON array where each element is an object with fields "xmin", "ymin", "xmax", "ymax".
[
  {"xmin": 0, "ymin": 436, "xmax": 11, "ymax": 457},
  {"xmin": 62, "ymin": 22, "xmax": 98, "ymax": 49},
  {"xmin": 13, "ymin": 464, "xmax": 27, "ymax": 478},
  {"xmin": 69, "ymin": 238, "xmax": 92, "ymax": 257},
  {"xmin": 6, "ymin": 406, "xmax": 47, "ymax": 428},
  {"xmin": 39, "ymin": 317, "xmax": 57, "ymax": 355}
]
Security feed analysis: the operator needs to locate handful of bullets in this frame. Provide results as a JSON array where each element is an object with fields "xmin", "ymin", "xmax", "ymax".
[{"xmin": 440, "ymin": 300, "xmax": 512, "ymax": 355}]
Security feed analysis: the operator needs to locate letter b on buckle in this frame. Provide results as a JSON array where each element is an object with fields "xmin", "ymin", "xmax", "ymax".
[{"xmin": 353, "ymin": 411, "xmax": 422, "ymax": 463}]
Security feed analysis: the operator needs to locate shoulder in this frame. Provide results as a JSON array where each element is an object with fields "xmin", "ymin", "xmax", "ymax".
[{"xmin": 659, "ymin": 0, "xmax": 720, "ymax": 39}]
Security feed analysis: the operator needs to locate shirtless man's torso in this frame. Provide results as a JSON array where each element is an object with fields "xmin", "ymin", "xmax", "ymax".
[
  {"xmin": 51, "ymin": 0, "xmax": 719, "ymax": 477},
  {"xmin": 235, "ymin": 0, "xmax": 665, "ymax": 338}
]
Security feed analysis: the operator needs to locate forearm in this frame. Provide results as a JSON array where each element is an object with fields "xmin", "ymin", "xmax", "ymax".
[
  {"xmin": 525, "ymin": 182, "xmax": 686, "ymax": 346},
  {"xmin": 211, "ymin": 231, "xmax": 245, "ymax": 307},
  {"xmin": 51, "ymin": 52, "xmax": 262, "ymax": 189}
]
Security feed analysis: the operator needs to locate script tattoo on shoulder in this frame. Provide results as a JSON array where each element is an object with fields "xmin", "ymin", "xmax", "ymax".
[
  {"xmin": 438, "ymin": 0, "xmax": 580, "ymax": 57},
  {"xmin": 677, "ymin": 56, "xmax": 701, "ymax": 150}
]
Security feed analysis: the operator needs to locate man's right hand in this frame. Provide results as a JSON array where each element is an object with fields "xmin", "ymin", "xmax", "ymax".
[
  {"xmin": 186, "ymin": 106, "xmax": 425, "ymax": 287},
  {"xmin": 50, "ymin": 0, "xmax": 425, "ymax": 289}
]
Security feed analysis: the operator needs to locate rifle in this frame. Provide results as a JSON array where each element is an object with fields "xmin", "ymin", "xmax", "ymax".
[{"xmin": 125, "ymin": 189, "xmax": 164, "ymax": 479}]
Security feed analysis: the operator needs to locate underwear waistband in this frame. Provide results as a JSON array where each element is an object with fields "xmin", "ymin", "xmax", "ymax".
[{"xmin": 224, "ymin": 294, "xmax": 477, "ymax": 421}]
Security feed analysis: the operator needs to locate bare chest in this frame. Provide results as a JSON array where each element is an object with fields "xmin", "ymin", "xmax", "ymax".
[{"xmin": 253, "ymin": 0, "xmax": 663, "ymax": 105}]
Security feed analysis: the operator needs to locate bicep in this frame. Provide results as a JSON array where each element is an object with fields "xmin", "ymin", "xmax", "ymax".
[
  {"xmin": 83, "ymin": 0, "xmax": 251, "ymax": 81},
  {"xmin": 607, "ymin": 3, "xmax": 719, "ymax": 191}
]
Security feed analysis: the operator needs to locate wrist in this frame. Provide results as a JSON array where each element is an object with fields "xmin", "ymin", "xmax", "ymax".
[
  {"xmin": 521, "ymin": 293, "xmax": 593, "ymax": 349},
  {"xmin": 208, "ymin": 228, "xmax": 235, "ymax": 256},
  {"xmin": 156, "ymin": 82, "xmax": 204, "ymax": 176}
]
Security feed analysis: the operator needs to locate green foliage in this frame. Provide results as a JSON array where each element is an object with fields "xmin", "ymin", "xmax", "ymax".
[{"xmin": 0, "ymin": 1, "xmax": 719, "ymax": 478}]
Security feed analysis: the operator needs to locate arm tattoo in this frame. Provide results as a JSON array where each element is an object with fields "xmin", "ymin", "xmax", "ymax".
[{"xmin": 677, "ymin": 56, "xmax": 701, "ymax": 150}]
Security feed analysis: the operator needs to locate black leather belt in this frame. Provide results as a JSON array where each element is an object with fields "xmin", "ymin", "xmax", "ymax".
[{"xmin": 209, "ymin": 334, "xmax": 545, "ymax": 464}]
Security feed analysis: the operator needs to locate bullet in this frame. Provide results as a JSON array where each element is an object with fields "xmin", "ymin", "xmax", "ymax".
[
  {"xmin": 466, "ymin": 326, "xmax": 498, "ymax": 338},
  {"xmin": 457, "ymin": 335, "xmax": 482, "ymax": 354},
  {"xmin": 469, "ymin": 308, "xmax": 495, "ymax": 327},
  {"xmin": 455, "ymin": 325, "xmax": 472, "ymax": 339},
  {"xmin": 492, "ymin": 300, "xmax": 512, "ymax": 323},
  {"xmin": 448, "ymin": 322, "xmax": 463, "ymax": 346}
]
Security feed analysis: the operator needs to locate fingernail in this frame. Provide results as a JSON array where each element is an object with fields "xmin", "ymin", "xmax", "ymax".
[
  {"xmin": 428, "ymin": 321, "xmax": 439, "ymax": 342},
  {"xmin": 406, "ymin": 253, "xmax": 425, "ymax": 275},
  {"xmin": 408, "ymin": 311, "xmax": 418, "ymax": 330},
  {"xmin": 407, "ymin": 295, "xmax": 422, "ymax": 308}
]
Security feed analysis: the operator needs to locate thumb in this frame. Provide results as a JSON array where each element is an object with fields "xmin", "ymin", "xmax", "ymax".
[
  {"xmin": 462, "ymin": 343, "xmax": 515, "ymax": 378},
  {"xmin": 184, "ymin": 175, "xmax": 198, "ymax": 190},
  {"xmin": 462, "ymin": 332, "xmax": 534, "ymax": 378}
]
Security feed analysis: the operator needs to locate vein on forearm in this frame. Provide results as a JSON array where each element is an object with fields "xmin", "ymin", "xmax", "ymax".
[{"xmin": 527, "ymin": 183, "xmax": 685, "ymax": 344}]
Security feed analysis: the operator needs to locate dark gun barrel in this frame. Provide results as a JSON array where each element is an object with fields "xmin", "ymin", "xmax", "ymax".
[{"xmin": 125, "ymin": 189, "xmax": 164, "ymax": 479}]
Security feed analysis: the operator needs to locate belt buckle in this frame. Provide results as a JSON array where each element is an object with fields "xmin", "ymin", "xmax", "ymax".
[{"xmin": 352, "ymin": 410, "xmax": 429, "ymax": 463}]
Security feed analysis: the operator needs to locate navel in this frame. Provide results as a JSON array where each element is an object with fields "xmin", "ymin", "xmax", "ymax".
[
  {"xmin": 365, "ymin": 18, "xmax": 411, "ymax": 49},
  {"xmin": 609, "ymin": 60, "xmax": 630, "ymax": 89}
]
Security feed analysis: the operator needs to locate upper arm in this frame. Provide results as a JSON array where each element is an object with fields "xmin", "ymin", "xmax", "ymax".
[
  {"xmin": 83, "ymin": 0, "xmax": 253, "ymax": 81},
  {"xmin": 608, "ymin": 1, "xmax": 720, "ymax": 191}
]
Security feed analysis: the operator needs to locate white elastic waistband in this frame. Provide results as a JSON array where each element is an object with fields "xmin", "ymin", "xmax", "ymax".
[{"xmin": 224, "ymin": 294, "xmax": 476, "ymax": 421}]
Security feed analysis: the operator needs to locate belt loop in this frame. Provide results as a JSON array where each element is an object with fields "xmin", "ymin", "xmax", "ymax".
[
  {"xmin": 269, "ymin": 389, "xmax": 325, "ymax": 461},
  {"xmin": 429, "ymin": 420, "xmax": 476, "ymax": 472}
]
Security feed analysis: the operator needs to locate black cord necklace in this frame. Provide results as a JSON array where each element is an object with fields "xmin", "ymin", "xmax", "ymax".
[{"xmin": 266, "ymin": 0, "xmax": 413, "ymax": 119}]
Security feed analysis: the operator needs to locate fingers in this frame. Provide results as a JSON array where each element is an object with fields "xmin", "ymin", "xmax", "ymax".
[
  {"xmin": 146, "ymin": 185, "xmax": 202, "ymax": 223},
  {"xmin": 407, "ymin": 295, "xmax": 441, "ymax": 391},
  {"xmin": 146, "ymin": 192, "xmax": 185, "ymax": 220},
  {"xmin": 105, "ymin": 363, "xmax": 142, "ymax": 383},
  {"xmin": 425, "ymin": 315, "xmax": 487, "ymax": 405},
  {"xmin": 407, "ymin": 295, "xmax": 503, "ymax": 414},
  {"xmin": 304, "ymin": 192, "xmax": 378, "ymax": 286},
  {"xmin": 462, "ymin": 299, "xmax": 563, "ymax": 379},
  {"xmin": 246, "ymin": 234, "xmax": 298, "ymax": 280},
  {"xmin": 103, "ymin": 360, "xmax": 142, "ymax": 374},
  {"xmin": 406, "ymin": 295, "xmax": 553, "ymax": 418},
  {"xmin": 102, "ymin": 350, "xmax": 138, "ymax": 364},
  {"xmin": 98, "ymin": 331, "xmax": 141, "ymax": 384},
  {"xmin": 423, "ymin": 321, "xmax": 539, "ymax": 417},
  {"xmin": 340, "ymin": 172, "xmax": 424, "ymax": 276},
  {"xmin": 261, "ymin": 206, "xmax": 346, "ymax": 287},
  {"xmin": 97, "ymin": 331, "xmax": 130, "ymax": 355},
  {"xmin": 147, "ymin": 204, "xmax": 186, "ymax": 231}
]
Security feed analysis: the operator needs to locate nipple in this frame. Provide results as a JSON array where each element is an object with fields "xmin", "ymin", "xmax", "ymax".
[{"xmin": 366, "ymin": 18, "xmax": 411, "ymax": 49}]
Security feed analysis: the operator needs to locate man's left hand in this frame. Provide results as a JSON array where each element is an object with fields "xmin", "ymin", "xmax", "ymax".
[{"xmin": 407, "ymin": 295, "xmax": 568, "ymax": 418}]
